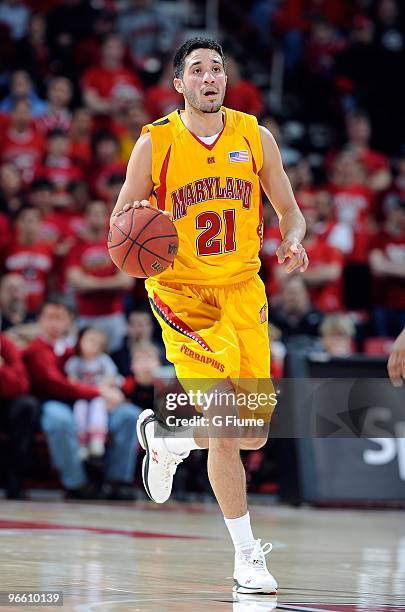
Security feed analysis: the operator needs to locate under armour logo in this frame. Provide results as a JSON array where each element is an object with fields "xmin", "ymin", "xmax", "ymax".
[
  {"xmin": 207, "ymin": 156, "xmax": 215, "ymax": 164},
  {"xmin": 152, "ymin": 449, "xmax": 159, "ymax": 464}
]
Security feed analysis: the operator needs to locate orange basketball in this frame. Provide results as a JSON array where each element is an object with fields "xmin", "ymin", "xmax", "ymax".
[{"xmin": 108, "ymin": 207, "xmax": 178, "ymax": 278}]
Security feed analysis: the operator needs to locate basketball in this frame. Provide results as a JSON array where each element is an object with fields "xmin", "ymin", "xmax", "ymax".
[{"xmin": 108, "ymin": 207, "xmax": 178, "ymax": 278}]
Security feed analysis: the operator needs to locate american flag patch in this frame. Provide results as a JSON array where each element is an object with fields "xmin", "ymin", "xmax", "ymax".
[{"xmin": 229, "ymin": 150, "xmax": 249, "ymax": 163}]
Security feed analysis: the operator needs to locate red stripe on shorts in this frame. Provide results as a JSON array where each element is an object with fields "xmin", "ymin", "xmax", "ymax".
[{"xmin": 151, "ymin": 292, "xmax": 213, "ymax": 352}]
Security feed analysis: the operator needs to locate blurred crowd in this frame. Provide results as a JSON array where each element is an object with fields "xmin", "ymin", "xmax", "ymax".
[{"xmin": 0, "ymin": 0, "xmax": 404, "ymax": 500}]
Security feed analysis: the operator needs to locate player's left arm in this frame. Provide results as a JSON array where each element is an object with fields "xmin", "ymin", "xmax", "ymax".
[{"xmin": 258, "ymin": 125, "xmax": 308, "ymax": 273}]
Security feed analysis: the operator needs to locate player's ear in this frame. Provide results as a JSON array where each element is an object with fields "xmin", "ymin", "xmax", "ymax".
[{"xmin": 173, "ymin": 78, "xmax": 183, "ymax": 94}]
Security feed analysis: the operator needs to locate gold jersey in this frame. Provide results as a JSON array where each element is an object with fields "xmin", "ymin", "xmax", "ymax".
[{"xmin": 141, "ymin": 106, "xmax": 264, "ymax": 285}]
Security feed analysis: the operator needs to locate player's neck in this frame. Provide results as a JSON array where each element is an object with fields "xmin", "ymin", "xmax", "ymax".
[{"xmin": 181, "ymin": 106, "xmax": 224, "ymax": 137}]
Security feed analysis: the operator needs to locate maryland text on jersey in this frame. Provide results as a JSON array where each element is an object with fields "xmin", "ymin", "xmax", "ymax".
[{"xmin": 171, "ymin": 177, "xmax": 253, "ymax": 221}]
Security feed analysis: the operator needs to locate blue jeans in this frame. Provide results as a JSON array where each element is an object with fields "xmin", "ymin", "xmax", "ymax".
[
  {"xmin": 372, "ymin": 307, "xmax": 405, "ymax": 338},
  {"xmin": 41, "ymin": 400, "xmax": 140, "ymax": 489}
]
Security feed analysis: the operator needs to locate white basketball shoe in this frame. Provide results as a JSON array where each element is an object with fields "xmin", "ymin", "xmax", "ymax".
[
  {"xmin": 233, "ymin": 540, "xmax": 278, "ymax": 595},
  {"xmin": 136, "ymin": 409, "xmax": 186, "ymax": 503},
  {"xmin": 233, "ymin": 593, "xmax": 278, "ymax": 611}
]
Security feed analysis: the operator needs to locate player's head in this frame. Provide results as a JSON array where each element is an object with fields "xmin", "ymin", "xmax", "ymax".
[{"xmin": 173, "ymin": 38, "xmax": 227, "ymax": 114}]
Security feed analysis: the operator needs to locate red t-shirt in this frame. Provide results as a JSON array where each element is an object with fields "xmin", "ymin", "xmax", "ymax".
[
  {"xmin": 144, "ymin": 85, "xmax": 183, "ymax": 121},
  {"xmin": 69, "ymin": 138, "xmax": 92, "ymax": 168},
  {"xmin": 0, "ymin": 127, "xmax": 45, "ymax": 184},
  {"xmin": 4, "ymin": 241, "xmax": 54, "ymax": 313},
  {"xmin": 224, "ymin": 80, "xmax": 264, "ymax": 117},
  {"xmin": 303, "ymin": 236, "xmax": 344, "ymax": 312},
  {"xmin": 370, "ymin": 231, "xmax": 405, "ymax": 309},
  {"xmin": 328, "ymin": 183, "xmax": 375, "ymax": 262},
  {"xmin": 35, "ymin": 109, "xmax": 72, "ymax": 135},
  {"xmin": 67, "ymin": 236, "xmax": 124, "ymax": 316},
  {"xmin": 329, "ymin": 183, "xmax": 374, "ymax": 225},
  {"xmin": 90, "ymin": 161, "xmax": 126, "ymax": 201},
  {"xmin": 0, "ymin": 212, "xmax": 11, "ymax": 258},
  {"xmin": 40, "ymin": 213, "xmax": 66, "ymax": 245},
  {"xmin": 81, "ymin": 66, "xmax": 142, "ymax": 101},
  {"xmin": 35, "ymin": 156, "xmax": 82, "ymax": 191},
  {"xmin": 40, "ymin": 211, "xmax": 86, "ymax": 244},
  {"xmin": 359, "ymin": 149, "xmax": 389, "ymax": 174}
]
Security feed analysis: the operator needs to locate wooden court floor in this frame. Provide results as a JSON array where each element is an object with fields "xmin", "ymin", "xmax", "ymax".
[{"xmin": 0, "ymin": 500, "xmax": 404, "ymax": 612}]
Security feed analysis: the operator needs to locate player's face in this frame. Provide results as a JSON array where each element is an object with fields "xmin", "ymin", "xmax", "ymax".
[{"xmin": 175, "ymin": 48, "xmax": 227, "ymax": 114}]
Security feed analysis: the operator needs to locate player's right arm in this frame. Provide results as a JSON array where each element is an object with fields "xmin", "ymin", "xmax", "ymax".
[{"xmin": 110, "ymin": 133, "xmax": 154, "ymax": 221}]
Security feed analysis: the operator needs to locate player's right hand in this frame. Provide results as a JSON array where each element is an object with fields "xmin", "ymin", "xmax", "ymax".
[
  {"xmin": 113, "ymin": 200, "xmax": 172, "ymax": 218},
  {"xmin": 112, "ymin": 200, "xmax": 153, "ymax": 217},
  {"xmin": 124, "ymin": 200, "xmax": 153, "ymax": 212}
]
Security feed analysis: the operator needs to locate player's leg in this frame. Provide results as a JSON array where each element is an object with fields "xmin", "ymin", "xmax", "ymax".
[
  {"xmin": 218, "ymin": 275, "xmax": 278, "ymax": 594},
  {"xmin": 137, "ymin": 280, "xmax": 239, "ymax": 503}
]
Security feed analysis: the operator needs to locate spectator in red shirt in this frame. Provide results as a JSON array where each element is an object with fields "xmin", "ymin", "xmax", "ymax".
[
  {"xmin": 4, "ymin": 205, "xmax": 55, "ymax": 315},
  {"xmin": 0, "ymin": 98, "xmax": 45, "ymax": 185},
  {"xmin": 144, "ymin": 58, "xmax": 183, "ymax": 122},
  {"xmin": 223, "ymin": 55, "xmax": 264, "ymax": 117},
  {"xmin": 328, "ymin": 151, "xmax": 375, "ymax": 263},
  {"xmin": 275, "ymin": 208, "xmax": 344, "ymax": 312},
  {"xmin": 114, "ymin": 99, "xmax": 149, "ymax": 163},
  {"xmin": 0, "ymin": 273, "xmax": 29, "ymax": 331},
  {"xmin": 0, "ymin": 332, "xmax": 39, "ymax": 498},
  {"xmin": 28, "ymin": 178, "xmax": 58, "ymax": 243},
  {"xmin": 36, "ymin": 76, "xmax": 73, "ymax": 135},
  {"xmin": 369, "ymin": 199, "xmax": 405, "ymax": 337},
  {"xmin": 69, "ymin": 107, "xmax": 93, "ymax": 168},
  {"xmin": 103, "ymin": 172, "xmax": 126, "ymax": 210},
  {"xmin": 313, "ymin": 189, "xmax": 353, "ymax": 256},
  {"xmin": 66, "ymin": 200, "xmax": 133, "ymax": 351},
  {"xmin": 81, "ymin": 33, "xmax": 142, "ymax": 120},
  {"xmin": 0, "ymin": 161, "xmax": 24, "ymax": 214},
  {"xmin": 305, "ymin": 18, "xmax": 346, "ymax": 78},
  {"xmin": 36, "ymin": 128, "xmax": 82, "ymax": 193},
  {"xmin": 0, "ymin": 209, "xmax": 11, "ymax": 260},
  {"xmin": 90, "ymin": 130, "xmax": 126, "ymax": 201},
  {"xmin": 24, "ymin": 297, "xmax": 140, "ymax": 499},
  {"xmin": 343, "ymin": 112, "xmax": 391, "ymax": 192}
]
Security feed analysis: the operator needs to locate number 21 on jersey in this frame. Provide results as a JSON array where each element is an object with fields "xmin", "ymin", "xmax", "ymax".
[{"xmin": 196, "ymin": 209, "xmax": 236, "ymax": 256}]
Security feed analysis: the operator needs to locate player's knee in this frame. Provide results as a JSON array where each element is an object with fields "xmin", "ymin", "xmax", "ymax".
[
  {"xmin": 209, "ymin": 437, "xmax": 240, "ymax": 454},
  {"xmin": 240, "ymin": 437, "xmax": 267, "ymax": 450}
]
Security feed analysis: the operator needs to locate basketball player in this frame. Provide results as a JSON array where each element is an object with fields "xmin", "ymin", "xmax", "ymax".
[{"xmin": 111, "ymin": 38, "xmax": 309, "ymax": 595}]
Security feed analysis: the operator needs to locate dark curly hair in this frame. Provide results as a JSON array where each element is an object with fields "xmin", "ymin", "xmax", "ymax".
[{"xmin": 173, "ymin": 37, "xmax": 225, "ymax": 79}]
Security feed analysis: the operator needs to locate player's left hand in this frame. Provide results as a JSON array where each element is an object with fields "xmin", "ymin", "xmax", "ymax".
[
  {"xmin": 276, "ymin": 238, "xmax": 309, "ymax": 273},
  {"xmin": 387, "ymin": 329, "xmax": 405, "ymax": 387}
]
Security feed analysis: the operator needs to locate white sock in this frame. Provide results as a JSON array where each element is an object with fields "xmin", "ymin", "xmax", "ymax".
[
  {"xmin": 164, "ymin": 431, "xmax": 200, "ymax": 456},
  {"xmin": 224, "ymin": 512, "xmax": 256, "ymax": 554}
]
